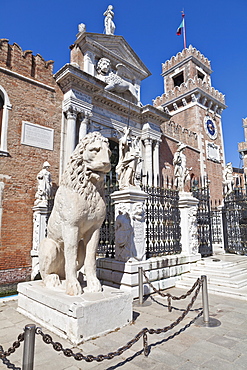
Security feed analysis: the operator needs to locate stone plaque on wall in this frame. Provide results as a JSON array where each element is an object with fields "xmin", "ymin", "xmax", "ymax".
[
  {"xmin": 21, "ymin": 121, "xmax": 54, "ymax": 150},
  {"xmin": 206, "ymin": 141, "xmax": 220, "ymax": 163}
]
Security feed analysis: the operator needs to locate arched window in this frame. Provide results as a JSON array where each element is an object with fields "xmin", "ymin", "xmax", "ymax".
[
  {"xmin": 0, "ymin": 86, "xmax": 12, "ymax": 154},
  {"xmin": 0, "ymin": 95, "xmax": 3, "ymax": 138}
]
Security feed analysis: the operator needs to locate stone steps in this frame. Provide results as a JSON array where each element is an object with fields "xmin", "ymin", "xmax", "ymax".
[{"xmin": 176, "ymin": 254, "xmax": 247, "ymax": 300}]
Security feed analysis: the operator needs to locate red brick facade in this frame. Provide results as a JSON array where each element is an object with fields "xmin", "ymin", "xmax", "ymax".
[{"xmin": 0, "ymin": 39, "xmax": 63, "ymax": 287}]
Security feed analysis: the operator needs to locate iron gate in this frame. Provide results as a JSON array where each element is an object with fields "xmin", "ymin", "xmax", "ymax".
[
  {"xmin": 98, "ymin": 174, "xmax": 182, "ymax": 259},
  {"xmin": 141, "ymin": 176, "xmax": 181, "ymax": 258},
  {"xmin": 191, "ymin": 177, "xmax": 213, "ymax": 256},
  {"xmin": 222, "ymin": 188, "xmax": 247, "ymax": 255}
]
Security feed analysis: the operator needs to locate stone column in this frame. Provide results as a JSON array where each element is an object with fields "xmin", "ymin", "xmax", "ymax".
[
  {"xmin": 178, "ymin": 191, "xmax": 201, "ymax": 259},
  {"xmin": 79, "ymin": 112, "xmax": 91, "ymax": 141},
  {"xmin": 143, "ymin": 138, "xmax": 153, "ymax": 183},
  {"xmin": 65, "ymin": 107, "xmax": 77, "ymax": 165},
  {"xmin": 31, "ymin": 204, "xmax": 51, "ymax": 279},
  {"xmin": 153, "ymin": 140, "xmax": 160, "ymax": 186},
  {"xmin": 111, "ymin": 188, "xmax": 148, "ymax": 262}
]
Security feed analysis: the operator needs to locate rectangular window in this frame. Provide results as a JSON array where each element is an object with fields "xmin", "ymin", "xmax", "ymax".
[{"xmin": 173, "ymin": 72, "xmax": 184, "ymax": 87}]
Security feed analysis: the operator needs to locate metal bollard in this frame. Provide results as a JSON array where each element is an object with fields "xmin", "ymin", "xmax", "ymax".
[
  {"xmin": 201, "ymin": 275, "xmax": 209, "ymax": 324},
  {"xmin": 138, "ymin": 267, "xmax": 144, "ymax": 305},
  {"xmin": 22, "ymin": 324, "xmax": 36, "ymax": 370}
]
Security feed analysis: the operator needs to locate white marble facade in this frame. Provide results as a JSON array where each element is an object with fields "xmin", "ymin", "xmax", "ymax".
[{"xmin": 55, "ymin": 30, "xmax": 168, "ymax": 180}]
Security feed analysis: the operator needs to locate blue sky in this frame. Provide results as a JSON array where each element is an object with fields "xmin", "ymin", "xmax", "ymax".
[{"xmin": 2, "ymin": 0, "xmax": 247, "ymax": 168}]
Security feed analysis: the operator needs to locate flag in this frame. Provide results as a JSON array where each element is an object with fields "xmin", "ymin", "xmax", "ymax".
[{"xmin": 176, "ymin": 18, "xmax": 184, "ymax": 36}]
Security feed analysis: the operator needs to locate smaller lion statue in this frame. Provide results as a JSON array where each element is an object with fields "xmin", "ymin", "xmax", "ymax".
[{"xmin": 39, "ymin": 132, "xmax": 111, "ymax": 296}]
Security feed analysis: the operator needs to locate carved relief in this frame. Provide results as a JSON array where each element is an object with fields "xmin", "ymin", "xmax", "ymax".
[
  {"xmin": 96, "ymin": 58, "xmax": 138, "ymax": 101},
  {"xmin": 188, "ymin": 206, "xmax": 199, "ymax": 254},
  {"xmin": 115, "ymin": 205, "xmax": 134, "ymax": 262}
]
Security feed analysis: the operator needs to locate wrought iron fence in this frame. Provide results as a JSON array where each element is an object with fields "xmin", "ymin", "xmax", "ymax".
[
  {"xmin": 222, "ymin": 181, "xmax": 247, "ymax": 255},
  {"xmin": 210, "ymin": 200, "xmax": 223, "ymax": 244},
  {"xmin": 141, "ymin": 174, "xmax": 181, "ymax": 258},
  {"xmin": 191, "ymin": 177, "xmax": 213, "ymax": 257},
  {"xmin": 98, "ymin": 174, "xmax": 182, "ymax": 259},
  {"xmin": 98, "ymin": 172, "xmax": 118, "ymax": 258}
]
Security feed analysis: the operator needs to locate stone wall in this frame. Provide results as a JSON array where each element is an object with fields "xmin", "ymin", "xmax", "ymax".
[{"xmin": 0, "ymin": 40, "xmax": 63, "ymax": 286}]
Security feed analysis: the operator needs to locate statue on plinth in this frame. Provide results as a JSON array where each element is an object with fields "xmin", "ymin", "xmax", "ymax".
[
  {"xmin": 34, "ymin": 161, "xmax": 53, "ymax": 206},
  {"xmin": 39, "ymin": 132, "xmax": 111, "ymax": 296},
  {"xmin": 223, "ymin": 162, "xmax": 234, "ymax": 196},
  {"xmin": 173, "ymin": 142, "xmax": 191, "ymax": 192},
  {"xmin": 116, "ymin": 127, "xmax": 141, "ymax": 189},
  {"xmin": 104, "ymin": 5, "xmax": 115, "ymax": 35}
]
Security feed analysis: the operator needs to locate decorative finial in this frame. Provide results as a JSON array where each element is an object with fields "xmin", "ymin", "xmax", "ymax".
[{"xmin": 103, "ymin": 5, "xmax": 115, "ymax": 35}]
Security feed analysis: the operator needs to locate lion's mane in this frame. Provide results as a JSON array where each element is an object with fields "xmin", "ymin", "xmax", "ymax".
[{"xmin": 60, "ymin": 132, "xmax": 109, "ymax": 196}]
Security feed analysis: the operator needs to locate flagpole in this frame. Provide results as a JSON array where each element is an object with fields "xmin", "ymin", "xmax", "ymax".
[{"xmin": 182, "ymin": 12, "xmax": 187, "ymax": 49}]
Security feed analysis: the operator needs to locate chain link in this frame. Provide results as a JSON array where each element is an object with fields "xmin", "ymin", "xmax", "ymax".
[
  {"xmin": 0, "ymin": 278, "xmax": 203, "ymax": 364},
  {"xmin": 142, "ymin": 270, "xmax": 202, "ymax": 312},
  {"xmin": 35, "ymin": 279, "xmax": 202, "ymax": 362},
  {"xmin": 0, "ymin": 332, "xmax": 24, "ymax": 359}
]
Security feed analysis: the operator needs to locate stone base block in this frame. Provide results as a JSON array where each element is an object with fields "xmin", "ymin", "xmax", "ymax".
[
  {"xmin": 17, "ymin": 281, "xmax": 132, "ymax": 344},
  {"xmin": 97, "ymin": 254, "xmax": 201, "ymax": 298}
]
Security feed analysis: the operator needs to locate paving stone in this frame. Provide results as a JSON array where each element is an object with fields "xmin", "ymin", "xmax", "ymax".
[
  {"xmin": 201, "ymin": 356, "xmax": 244, "ymax": 370},
  {"xmin": 207, "ymin": 334, "xmax": 239, "ymax": 348},
  {"xmin": 1, "ymin": 290, "xmax": 247, "ymax": 369}
]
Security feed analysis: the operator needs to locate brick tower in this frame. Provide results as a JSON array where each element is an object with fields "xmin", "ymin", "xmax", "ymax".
[{"xmin": 154, "ymin": 45, "xmax": 227, "ymax": 201}]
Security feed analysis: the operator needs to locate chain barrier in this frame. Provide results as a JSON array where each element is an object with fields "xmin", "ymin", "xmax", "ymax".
[
  {"xmin": 0, "ymin": 332, "xmax": 24, "ymax": 359},
  {"xmin": 142, "ymin": 270, "xmax": 203, "ymax": 312},
  {"xmin": 0, "ymin": 277, "xmax": 203, "ymax": 366},
  {"xmin": 35, "ymin": 280, "xmax": 202, "ymax": 362}
]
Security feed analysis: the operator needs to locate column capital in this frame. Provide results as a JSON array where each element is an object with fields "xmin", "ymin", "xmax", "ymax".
[{"xmin": 143, "ymin": 137, "xmax": 152, "ymax": 146}]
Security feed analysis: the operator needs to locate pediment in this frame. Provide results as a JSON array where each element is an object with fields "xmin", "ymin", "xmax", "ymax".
[{"xmin": 76, "ymin": 32, "xmax": 151, "ymax": 80}]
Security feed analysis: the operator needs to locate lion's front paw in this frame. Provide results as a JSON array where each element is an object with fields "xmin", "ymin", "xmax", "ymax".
[
  {"xmin": 66, "ymin": 278, "xmax": 82, "ymax": 296},
  {"xmin": 86, "ymin": 277, "xmax": 102, "ymax": 293},
  {"xmin": 44, "ymin": 274, "xmax": 61, "ymax": 289}
]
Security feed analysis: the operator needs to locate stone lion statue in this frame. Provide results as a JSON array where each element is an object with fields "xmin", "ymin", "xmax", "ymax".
[{"xmin": 39, "ymin": 132, "xmax": 111, "ymax": 296}]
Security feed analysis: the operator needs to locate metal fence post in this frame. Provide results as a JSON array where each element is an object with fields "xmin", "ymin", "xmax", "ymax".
[
  {"xmin": 22, "ymin": 324, "xmax": 36, "ymax": 370},
  {"xmin": 201, "ymin": 275, "xmax": 209, "ymax": 324},
  {"xmin": 138, "ymin": 267, "xmax": 144, "ymax": 305}
]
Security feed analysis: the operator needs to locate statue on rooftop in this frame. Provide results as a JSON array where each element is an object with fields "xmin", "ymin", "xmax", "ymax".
[{"xmin": 104, "ymin": 5, "xmax": 115, "ymax": 35}]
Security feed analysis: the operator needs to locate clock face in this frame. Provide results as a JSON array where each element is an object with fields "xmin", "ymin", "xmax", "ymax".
[{"xmin": 204, "ymin": 116, "xmax": 217, "ymax": 140}]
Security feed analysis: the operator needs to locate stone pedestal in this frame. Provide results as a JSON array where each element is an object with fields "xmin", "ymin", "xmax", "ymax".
[
  {"xmin": 111, "ymin": 187, "xmax": 148, "ymax": 262},
  {"xmin": 97, "ymin": 254, "xmax": 199, "ymax": 298},
  {"xmin": 178, "ymin": 191, "xmax": 201, "ymax": 258},
  {"xmin": 31, "ymin": 204, "xmax": 51, "ymax": 279},
  {"xmin": 17, "ymin": 281, "xmax": 132, "ymax": 344}
]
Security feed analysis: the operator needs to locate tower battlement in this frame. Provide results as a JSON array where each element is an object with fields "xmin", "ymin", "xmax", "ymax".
[
  {"xmin": 154, "ymin": 75, "xmax": 225, "ymax": 108},
  {"xmin": 162, "ymin": 45, "xmax": 211, "ymax": 74},
  {"xmin": 0, "ymin": 39, "xmax": 54, "ymax": 85}
]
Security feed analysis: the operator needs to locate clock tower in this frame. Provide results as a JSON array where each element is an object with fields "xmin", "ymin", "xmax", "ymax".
[{"xmin": 154, "ymin": 45, "xmax": 227, "ymax": 201}]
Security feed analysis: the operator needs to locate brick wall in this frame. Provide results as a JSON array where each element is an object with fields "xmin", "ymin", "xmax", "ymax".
[{"xmin": 0, "ymin": 40, "xmax": 63, "ymax": 286}]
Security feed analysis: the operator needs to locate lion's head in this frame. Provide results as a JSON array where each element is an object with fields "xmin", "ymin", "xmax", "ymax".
[
  {"xmin": 61, "ymin": 132, "xmax": 111, "ymax": 194},
  {"xmin": 96, "ymin": 58, "xmax": 111, "ymax": 75}
]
